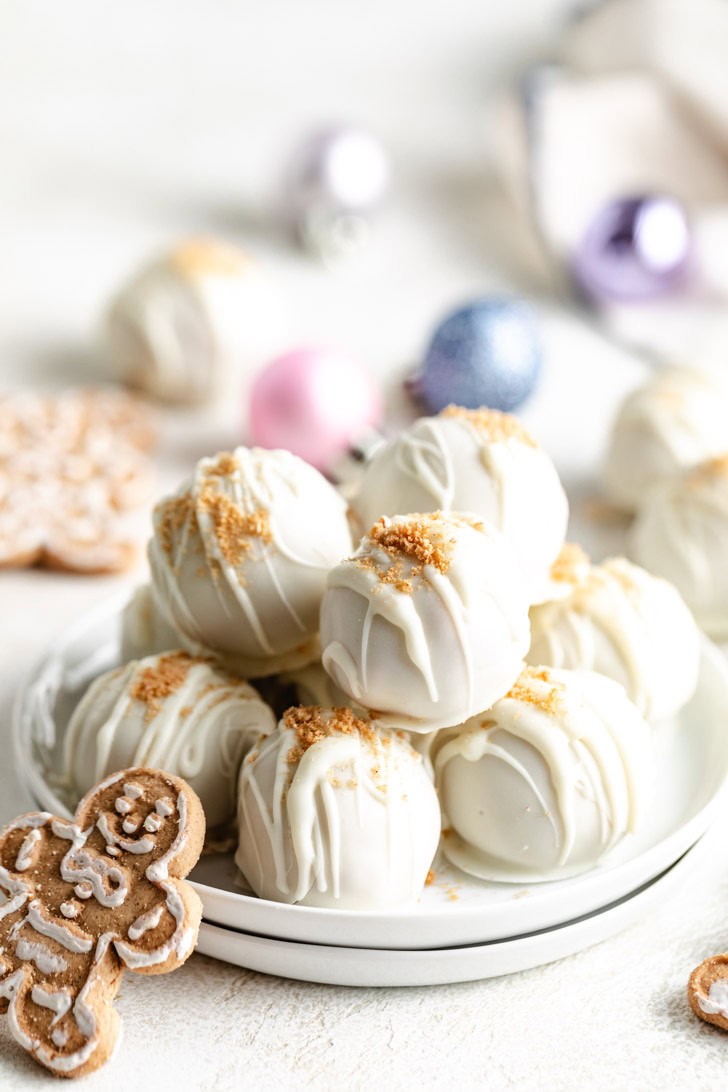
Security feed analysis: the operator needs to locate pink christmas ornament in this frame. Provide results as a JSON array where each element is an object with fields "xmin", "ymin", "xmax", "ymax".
[{"xmin": 249, "ymin": 347, "xmax": 382, "ymax": 473}]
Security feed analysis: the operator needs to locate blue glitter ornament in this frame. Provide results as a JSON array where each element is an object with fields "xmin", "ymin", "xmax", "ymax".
[{"xmin": 411, "ymin": 298, "xmax": 542, "ymax": 414}]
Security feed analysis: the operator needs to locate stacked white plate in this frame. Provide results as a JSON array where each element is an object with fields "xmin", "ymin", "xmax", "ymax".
[{"xmin": 12, "ymin": 595, "xmax": 728, "ymax": 987}]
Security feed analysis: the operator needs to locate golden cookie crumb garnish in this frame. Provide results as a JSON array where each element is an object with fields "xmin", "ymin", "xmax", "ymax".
[
  {"xmin": 197, "ymin": 483, "xmax": 272, "ymax": 568},
  {"xmin": 505, "ymin": 665, "xmax": 567, "ymax": 719},
  {"xmin": 367, "ymin": 513, "xmax": 457, "ymax": 575},
  {"xmin": 687, "ymin": 453, "xmax": 728, "ymax": 487},
  {"xmin": 440, "ymin": 404, "xmax": 537, "ymax": 448},
  {"xmin": 425, "ymin": 869, "xmax": 435, "ymax": 886},
  {"xmin": 283, "ymin": 705, "xmax": 381, "ymax": 766},
  {"xmin": 130, "ymin": 651, "xmax": 203, "ymax": 720},
  {"xmin": 549, "ymin": 542, "xmax": 590, "ymax": 585}
]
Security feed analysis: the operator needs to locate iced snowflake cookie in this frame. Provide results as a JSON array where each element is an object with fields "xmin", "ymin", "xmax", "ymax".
[
  {"xmin": 65, "ymin": 651, "xmax": 275, "ymax": 830},
  {"xmin": 0, "ymin": 387, "xmax": 156, "ymax": 572},
  {"xmin": 148, "ymin": 447, "xmax": 352, "ymax": 677},
  {"xmin": 350, "ymin": 405, "xmax": 568, "ymax": 602},
  {"xmin": 320, "ymin": 511, "xmax": 530, "ymax": 732},
  {"xmin": 0, "ymin": 768, "xmax": 204, "ymax": 1077},
  {"xmin": 688, "ymin": 954, "xmax": 728, "ymax": 1032},
  {"xmin": 236, "ymin": 706, "xmax": 440, "ymax": 909}
]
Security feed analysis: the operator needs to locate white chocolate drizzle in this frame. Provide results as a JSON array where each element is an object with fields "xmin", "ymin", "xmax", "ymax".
[{"xmin": 238, "ymin": 719, "xmax": 434, "ymax": 906}]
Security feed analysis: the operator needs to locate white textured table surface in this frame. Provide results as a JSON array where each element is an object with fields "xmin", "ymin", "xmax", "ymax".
[{"xmin": 2, "ymin": 2, "xmax": 728, "ymax": 1088}]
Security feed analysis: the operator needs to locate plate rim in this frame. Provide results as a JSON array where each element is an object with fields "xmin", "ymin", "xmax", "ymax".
[{"xmin": 194, "ymin": 834, "xmax": 707, "ymax": 985}]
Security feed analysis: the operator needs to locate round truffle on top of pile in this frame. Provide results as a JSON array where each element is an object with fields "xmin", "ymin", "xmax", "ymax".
[
  {"xmin": 630, "ymin": 454, "xmax": 728, "ymax": 638},
  {"xmin": 436, "ymin": 665, "xmax": 654, "ymax": 882},
  {"xmin": 350, "ymin": 405, "xmax": 568, "ymax": 602},
  {"xmin": 528, "ymin": 552, "xmax": 699, "ymax": 721},
  {"xmin": 235, "ymin": 705, "xmax": 440, "ymax": 909},
  {"xmin": 320, "ymin": 511, "xmax": 531, "ymax": 732},
  {"xmin": 148, "ymin": 446, "xmax": 353, "ymax": 677},
  {"xmin": 603, "ymin": 367, "xmax": 728, "ymax": 512},
  {"xmin": 65, "ymin": 650, "xmax": 276, "ymax": 829}
]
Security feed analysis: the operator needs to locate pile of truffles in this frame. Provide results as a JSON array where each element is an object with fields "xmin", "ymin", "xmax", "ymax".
[{"xmin": 66, "ymin": 405, "xmax": 700, "ymax": 910}]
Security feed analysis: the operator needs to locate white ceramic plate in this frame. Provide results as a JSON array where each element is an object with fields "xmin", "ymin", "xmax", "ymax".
[
  {"xmin": 195, "ymin": 838, "xmax": 705, "ymax": 986},
  {"xmin": 13, "ymin": 594, "xmax": 728, "ymax": 951}
]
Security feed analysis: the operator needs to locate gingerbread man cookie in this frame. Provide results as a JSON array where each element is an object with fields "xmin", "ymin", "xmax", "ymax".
[
  {"xmin": 0, "ymin": 387, "xmax": 157, "ymax": 572},
  {"xmin": 0, "ymin": 767, "xmax": 204, "ymax": 1077},
  {"xmin": 688, "ymin": 954, "xmax": 728, "ymax": 1032}
]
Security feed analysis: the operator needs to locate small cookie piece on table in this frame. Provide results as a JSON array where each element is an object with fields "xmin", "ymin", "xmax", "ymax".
[
  {"xmin": 0, "ymin": 767, "xmax": 204, "ymax": 1078},
  {"xmin": 689, "ymin": 955, "xmax": 728, "ymax": 1032},
  {"xmin": 0, "ymin": 387, "xmax": 157, "ymax": 573}
]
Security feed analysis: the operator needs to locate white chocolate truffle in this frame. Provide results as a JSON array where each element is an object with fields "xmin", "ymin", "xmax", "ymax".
[
  {"xmin": 65, "ymin": 651, "xmax": 276, "ymax": 829},
  {"xmin": 120, "ymin": 584, "xmax": 187, "ymax": 663},
  {"xmin": 604, "ymin": 368, "xmax": 728, "ymax": 511},
  {"xmin": 630, "ymin": 455, "xmax": 728, "ymax": 637},
  {"xmin": 436, "ymin": 666, "xmax": 654, "ymax": 882},
  {"xmin": 320, "ymin": 512, "xmax": 531, "ymax": 732},
  {"xmin": 235, "ymin": 706, "xmax": 440, "ymax": 909},
  {"xmin": 528, "ymin": 552, "xmax": 699, "ymax": 722},
  {"xmin": 149, "ymin": 447, "xmax": 353, "ymax": 677},
  {"xmin": 350, "ymin": 406, "xmax": 568, "ymax": 602},
  {"xmin": 104, "ymin": 237, "xmax": 284, "ymax": 405}
]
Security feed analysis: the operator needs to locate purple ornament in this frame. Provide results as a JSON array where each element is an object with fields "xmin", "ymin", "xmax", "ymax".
[
  {"xmin": 572, "ymin": 195, "xmax": 692, "ymax": 303},
  {"xmin": 285, "ymin": 125, "xmax": 390, "ymax": 259},
  {"xmin": 249, "ymin": 346, "xmax": 383, "ymax": 473},
  {"xmin": 410, "ymin": 298, "xmax": 542, "ymax": 415}
]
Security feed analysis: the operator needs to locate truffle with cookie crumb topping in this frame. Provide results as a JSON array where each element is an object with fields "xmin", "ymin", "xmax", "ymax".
[
  {"xmin": 350, "ymin": 405, "xmax": 567, "ymax": 602},
  {"xmin": 630, "ymin": 453, "xmax": 728, "ymax": 638},
  {"xmin": 236, "ymin": 706, "xmax": 440, "ymax": 909},
  {"xmin": 436, "ymin": 666, "xmax": 654, "ymax": 881},
  {"xmin": 528, "ymin": 555, "xmax": 699, "ymax": 721},
  {"xmin": 320, "ymin": 511, "xmax": 530, "ymax": 733},
  {"xmin": 148, "ymin": 446, "xmax": 352, "ymax": 677},
  {"xmin": 603, "ymin": 367, "xmax": 728, "ymax": 512},
  {"xmin": 65, "ymin": 651, "xmax": 275, "ymax": 830}
]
